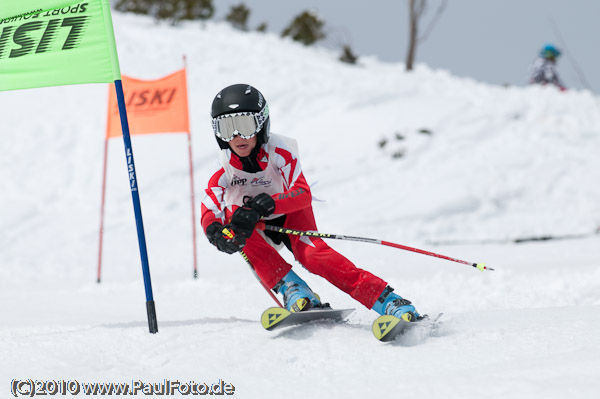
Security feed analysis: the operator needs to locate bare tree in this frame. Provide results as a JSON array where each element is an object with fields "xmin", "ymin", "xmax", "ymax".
[
  {"xmin": 405, "ymin": 0, "xmax": 447, "ymax": 71},
  {"xmin": 282, "ymin": 11, "xmax": 326, "ymax": 46},
  {"xmin": 226, "ymin": 3, "xmax": 250, "ymax": 31},
  {"xmin": 114, "ymin": 0, "xmax": 214, "ymax": 25}
]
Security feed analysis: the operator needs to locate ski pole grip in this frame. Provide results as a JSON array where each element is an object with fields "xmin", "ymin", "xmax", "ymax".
[{"xmin": 256, "ymin": 221, "xmax": 266, "ymax": 231}]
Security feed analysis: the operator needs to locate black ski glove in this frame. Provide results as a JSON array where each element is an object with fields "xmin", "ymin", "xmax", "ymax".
[
  {"xmin": 206, "ymin": 222, "xmax": 246, "ymax": 254},
  {"xmin": 231, "ymin": 194, "xmax": 276, "ymax": 238},
  {"xmin": 246, "ymin": 193, "xmax": 276, "ymax": 217},
  {"xmin": 230, "ymin": 206, "xmax": 261, "ymax": 238}
]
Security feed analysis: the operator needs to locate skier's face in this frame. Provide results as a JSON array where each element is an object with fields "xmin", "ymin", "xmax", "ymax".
[{"xmin": 230, "ymin": 135, "xmax": 257, "ymax": 158}]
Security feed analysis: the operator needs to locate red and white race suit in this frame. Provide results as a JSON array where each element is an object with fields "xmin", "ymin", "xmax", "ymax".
[{"xmin": 201, "ymin": 134, "xmax": 387, "ymax": 308}]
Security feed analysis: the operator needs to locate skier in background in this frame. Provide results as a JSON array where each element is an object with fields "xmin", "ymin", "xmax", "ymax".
[
  {"xmin": 201, "ymin": 83, "xmax": 422, "ymax": 322},
  {"xmin": 529, "ymin": 44, "xmax": 567, "ymax": 91}
]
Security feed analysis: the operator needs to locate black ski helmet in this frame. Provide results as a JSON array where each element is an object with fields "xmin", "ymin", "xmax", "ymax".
[{"xmin": 210, "ymin": 84, "xmax": 270, "ymax": 150}]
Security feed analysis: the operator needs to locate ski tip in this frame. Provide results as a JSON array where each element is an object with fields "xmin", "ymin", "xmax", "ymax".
[
  {"xmin": 261, "ymin": 307, "xmax": 290, "ymax": 330},
  {"xmin": 260, "ymin": 307, "xmax": 355, "ymax": 331},
  {"xmin": 261, "ymin": 307, "xmax": 290, "ymax": 331},
  {"xmin": 372, "ymin": 315, "xmax": 403, "ymax": 341},
  {"xmin": 373, "ymin": 312, "xmax": 441, "ymax": 342}
]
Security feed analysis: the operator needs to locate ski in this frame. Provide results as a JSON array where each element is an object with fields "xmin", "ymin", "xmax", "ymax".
[
  {"xmin": 261, "ymin": 307, "xmax": 354, "ymax": 331},
  {"xmin": 372, "ymin": 312, "xmax": 443, "ymax": 342}
]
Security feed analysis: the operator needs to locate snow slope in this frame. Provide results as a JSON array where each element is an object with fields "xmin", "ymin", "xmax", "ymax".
[{"xmin": 1, "ymin": 12, "xmax": 599, "ymax": 399}]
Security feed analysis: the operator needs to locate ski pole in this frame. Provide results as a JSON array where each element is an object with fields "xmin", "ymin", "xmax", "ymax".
[
  {"xmin": 256, "ymin": 222, "xmax": 494, "ymax": 272},
  {"xmin": 240, "ymin": 250, "xmax": 283, "ymax": 307}
]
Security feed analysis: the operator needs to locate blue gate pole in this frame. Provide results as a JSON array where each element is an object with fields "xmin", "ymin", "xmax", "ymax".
[{"xmin": 114, "ymin": 79, "xmax": 158, "ymax": 334}]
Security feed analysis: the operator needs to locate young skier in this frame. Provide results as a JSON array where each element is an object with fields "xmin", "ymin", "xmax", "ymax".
[
  {"xmin": 528, "ymin": 44, "xmax": 566, "ymax": 91},
  {"xmin": 201, "ymin": 84, "xmax": 421, "ymax": 321}
]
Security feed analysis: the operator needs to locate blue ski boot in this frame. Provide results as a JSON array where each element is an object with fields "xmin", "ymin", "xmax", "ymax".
[
  {"xmin": 372, "ymin": 286, "xmax": 421, "ymax": 322},
  {"xmin": 274, "ymin": 269, "xmax": 322, "ymax": 312}
]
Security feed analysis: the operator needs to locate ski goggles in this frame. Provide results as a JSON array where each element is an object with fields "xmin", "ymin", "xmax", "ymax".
[{"xmin": 212, "ymin": 105, "xmax": 269, "ymax": 142}]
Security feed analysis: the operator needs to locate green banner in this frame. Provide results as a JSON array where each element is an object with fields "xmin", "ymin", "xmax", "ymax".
[{"xmin": 0, "ymin": 0, "xmax": 121, "ymax": 91}]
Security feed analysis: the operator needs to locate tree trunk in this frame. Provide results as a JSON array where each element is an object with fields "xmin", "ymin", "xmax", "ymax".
[{"xmin": 406, "ymin": 0, "xmax": 419, "ymax": 71}]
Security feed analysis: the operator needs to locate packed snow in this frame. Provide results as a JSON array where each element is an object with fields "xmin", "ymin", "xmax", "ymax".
[{"xmin": 1, "ymin": 11, "xmax": 600, "ymax": 399}]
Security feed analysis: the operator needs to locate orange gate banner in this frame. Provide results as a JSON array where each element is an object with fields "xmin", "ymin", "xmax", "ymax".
[{"xmin": 106, "ymin": 68, "xmax": 189, "ymax": 138}]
